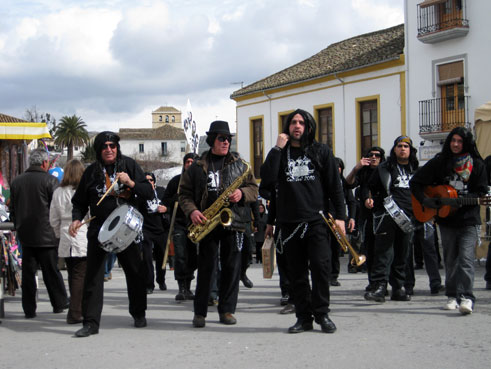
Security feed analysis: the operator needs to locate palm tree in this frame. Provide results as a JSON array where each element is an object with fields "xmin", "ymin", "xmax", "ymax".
[{"xmin": 54, "ymin": 115, "xmax": 89, "ymax": 161}]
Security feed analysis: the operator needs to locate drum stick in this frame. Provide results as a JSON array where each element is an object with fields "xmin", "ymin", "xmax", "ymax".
[
  {"xmin": 77, "ymin": 216, "xmax": 96, "ymax": 229},
  {"xmin": 97, "ymin": 179, "xmax": 119, "ymax": 206}
]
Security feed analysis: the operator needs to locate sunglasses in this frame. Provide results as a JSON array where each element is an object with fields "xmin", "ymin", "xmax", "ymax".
[
  {"xmin": 367, "ymin": 152, "xmax": 381, "ymax": 158},
  {"xmin": 147, "ymin": 178, "xmax": 154, "ymax": 183},
  {"xmin": 103, "ymin": 143, "xmax": 117, "ymax": 150},
  {"xmin": 217, "ymin": 136, "xmax": 232, "ymax": 143}
]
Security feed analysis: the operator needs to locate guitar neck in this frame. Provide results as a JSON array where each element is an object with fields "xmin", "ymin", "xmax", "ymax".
[{"xmin": 458, "ymin": 197, "xmax": 480, "ymax": 206}]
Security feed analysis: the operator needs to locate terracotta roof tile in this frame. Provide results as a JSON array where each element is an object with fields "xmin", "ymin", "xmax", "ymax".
[
  {"xmin": 0, "ymin": 113, "xmax": 30, "ymax": 123},
  {"xmin": 231, "ymin": 24, "xmax": 404, "ymax": 99}
]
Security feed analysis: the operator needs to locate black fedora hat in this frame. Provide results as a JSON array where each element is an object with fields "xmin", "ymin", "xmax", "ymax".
[{"xmin": 206, "ymin": 120, "xmax": 234, "ymax": 136}]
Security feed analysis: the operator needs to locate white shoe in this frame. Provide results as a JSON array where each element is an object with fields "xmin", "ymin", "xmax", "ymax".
[
  {"xmin": 443, "ymin": 298, "xmax": 458, "ymax": 310},
  {"xmin": 459, "ymin": 298, "xmax": 473, "ymax": 315}
]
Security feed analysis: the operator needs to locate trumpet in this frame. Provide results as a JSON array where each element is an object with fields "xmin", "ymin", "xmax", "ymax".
[{"xmin": 319, "ymin": 211, "xmax": 366, "ymax": 267}]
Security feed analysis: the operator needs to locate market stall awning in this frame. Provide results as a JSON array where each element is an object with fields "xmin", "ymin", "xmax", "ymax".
[{"xmin": 0, "ymin": 113, "xmax": 51, "ymax": 140}]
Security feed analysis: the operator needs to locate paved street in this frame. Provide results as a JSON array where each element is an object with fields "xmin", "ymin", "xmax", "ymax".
[{"xmin": 1, "ymin": 256, "xmax": 490, "ymax": 369}]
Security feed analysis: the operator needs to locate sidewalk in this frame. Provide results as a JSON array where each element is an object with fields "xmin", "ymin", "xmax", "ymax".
[{"xmin": 1, "ymin": 256, "xmax": 490, "ymax": 369}]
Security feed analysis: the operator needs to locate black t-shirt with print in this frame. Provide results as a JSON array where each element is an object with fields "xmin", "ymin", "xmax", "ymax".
[
  {"xmin": 390, "ymin": 163, "xmax": 413, "ymax": 216},
  {"xmin": 205, "ymin": 153, "xmax": 226, "ymax": 208},
  {"xmin": 276, "ymin": 146, "xmax": 325, "ymax": 223}
]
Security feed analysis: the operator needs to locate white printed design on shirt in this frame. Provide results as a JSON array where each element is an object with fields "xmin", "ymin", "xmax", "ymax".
[
  {"xmin": 394, "ymin": 166, "xmax": 412, "ymax": 189},
  {"xmin": 146, "ymin": 198, "xmax": 159, "ymax": 213},
  {"xmin": 286, "ymin": 155, "xmax": 315, "ymax": 182},
  {"xmin": 207, "ymin": 170, "xmax": 220, "ymax": 192},
  {"xmin": 448, "ymin": 173, "xmax": 468, "ymax": 195}
]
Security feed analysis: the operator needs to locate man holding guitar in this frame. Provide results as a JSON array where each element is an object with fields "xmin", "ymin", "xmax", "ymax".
[{"xmin": 410, "ymin": 127, "xmax": 488, "ymax": 315}]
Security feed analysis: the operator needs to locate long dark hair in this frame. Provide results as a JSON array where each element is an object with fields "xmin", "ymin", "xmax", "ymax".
[
  {"xmin": 387, "ymin": 136, "xmax": 418, "ymax": 171},
  {"xmin": 282, "ymin": 109, "xmax": 317, "ymax": 149},
  {"xmin": 441, "ymin": 127, "xmax": 482, "ymax": 160}
]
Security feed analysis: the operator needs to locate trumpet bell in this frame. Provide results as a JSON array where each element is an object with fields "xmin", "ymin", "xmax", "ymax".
[{"xmin": 351, "ymin": 254, "xmax": 367, "ymax": 267}]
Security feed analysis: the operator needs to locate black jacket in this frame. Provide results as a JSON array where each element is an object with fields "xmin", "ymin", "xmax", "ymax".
[
  {"xmin": 410, "ymin": 154, "xmax": 488, "ymax": 226},
  {"xmin": 10, "ymin": 166, "xmax": 59, "ymax": 247},
  {"xmin": 178, "ymin": 150, "xmax": 258, "ymax": 232},
  {"xmin": 72, "ymin": 155, "xmax": 153, "ymax": 238}
]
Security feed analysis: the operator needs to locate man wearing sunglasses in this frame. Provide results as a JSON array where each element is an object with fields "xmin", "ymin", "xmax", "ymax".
[
  {"xmin": 345, "ymin": 147, "xmax": 385, "ymax": 284},
  {"xmin": 69, "ymin": 131, "xmax": 153, "ymax": 337},
  {"xmin": 179, "ymin": 120, "xmax": 258, "ymax": 328}
]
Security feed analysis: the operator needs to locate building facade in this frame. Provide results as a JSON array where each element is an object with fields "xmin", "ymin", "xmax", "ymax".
[
  {"xmin": 152, "ymin": 106, "xmax": 182, "ymax": 130},
  {"xmin": 405, "ymin": 0, "xmax": 491, "ymax": 161},
  {"xmin": 231, "ymin": 24, "xmax": 406, "ymax": 178}
]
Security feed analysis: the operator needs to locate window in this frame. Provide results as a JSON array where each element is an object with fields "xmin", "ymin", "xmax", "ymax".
[
  {"xmin": 161, "ymin": 142, "xmax": 168, "ymax": 156},
  {"xmin": 171, "ymin": 115, "xmax": 175, "ymax": 123},
  {"xmin": 165, "ymin": 115, "xmax": 169, "ymax": 123},
  {"xmin": 180, "ymin": 141, "xmax": 186, "ymax": 152},
  {"xmin": 438, "ymin": 61, "xmax": 465, "ymax": 130},
  {"xmin": 159, "ymin": 115, "xmax": 163, "ymax": 122},
  {"xmin": 359, "ymin": 100, "xmax": 378, "ymax": 156},
  {"xmin": 139, "ymin": 143, "xmax": 144, "ymax": 153},
  {"xmin": 316, "ymin": 107, "xmax": 333, "ymax": 148},
  {"xmin": 251, "ymin": 118, "xmax": 263, "ymax": 179}
]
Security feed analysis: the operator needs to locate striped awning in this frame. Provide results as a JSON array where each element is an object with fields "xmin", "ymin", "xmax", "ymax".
[{"xmin": 0, "ymin": 122, "xmax": 51, "ymax": 140}]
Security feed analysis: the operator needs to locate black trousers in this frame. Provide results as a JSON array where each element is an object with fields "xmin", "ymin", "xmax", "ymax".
[
  {"xmin": 405, "ymin": 222, "xmax": 442, "ymax": 290},
  {"xmin": 361, "ymin": 216, "xmax": 376, "ymax": 282},
  {"xmin": 371, "ymin": 214, "xmax": 412, "ymax": 290},
  {"xmin": 21, "ymin": 247, "xmax": 68, "ymax": 316},
  {"xmin": 173, "ymin": 224, "xmax": 197, "ymax": 281},
  {"xmin": 142, "ymin": 230, "xmax": 167, "ymax": 289},
  {"xmin": 241, "ymin": 223, "xmax": 254, "ymax": 275},
  {"xmin": 82, "ymin": 237, "xmax": 147, "ymax": 328},
  {"xmin": 194, "ymin": 226, "xmax": 241, "ymax": 317},
  {"xmin": 281, "ymin": 220, "xmax": 331, "ymax": 321},
  {"xmin": 330, "ymin": 238, "xmax": 341, "ymax": 280}
]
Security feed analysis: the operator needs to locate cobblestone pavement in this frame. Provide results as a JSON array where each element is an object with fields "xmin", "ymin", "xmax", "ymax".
[{"xmin": 1, "ymin": 256, "xmax": 490, "ymax": 369}]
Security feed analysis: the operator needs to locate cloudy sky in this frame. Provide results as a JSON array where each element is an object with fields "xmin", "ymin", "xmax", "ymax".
[{"xmin": 0, "ymin": 0, "xmax": 404, "ymax": 135}]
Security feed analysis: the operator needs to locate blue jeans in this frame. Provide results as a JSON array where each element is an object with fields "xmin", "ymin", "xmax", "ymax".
[{"xmin": 438, "ymin": 224, "xmax": 478, "ymax": 303}]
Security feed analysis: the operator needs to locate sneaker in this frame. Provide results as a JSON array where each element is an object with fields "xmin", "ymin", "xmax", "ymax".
[
  {"xmin": 459, "ymin": 298, "xmax": 473, "ymax": 315},
  {"xmin": 443, "ymin": 297, "xmax": 458, "ymax": 310},
  {"xmin": 192, "ymin": 314, "xmax": 206, "ymax": 328}
]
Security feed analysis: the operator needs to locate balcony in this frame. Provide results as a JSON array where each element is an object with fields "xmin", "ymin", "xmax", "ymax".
[
  {"xmin": 419, "ymin": 96, "xmax": 470, "ymax": 140},
  {"xmin": 417, "ymin": 0, "xmax": 469, "ymax": 44}
]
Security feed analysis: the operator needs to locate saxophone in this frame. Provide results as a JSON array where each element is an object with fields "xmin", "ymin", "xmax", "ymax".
[{"xmin": 187, "ymin": 161, "xmax": 251, "ymax": 244}]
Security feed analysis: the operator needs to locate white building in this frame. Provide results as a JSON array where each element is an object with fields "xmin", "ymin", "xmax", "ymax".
[
  {"xmin": 119, "ymin": 124, "xmax": 187, "ymax": 164},
  {"xmin": 231, "ymin": 24, "xmax": 406, "ymax": 179},
  {"xmin": 404, "ymin": 0, "xmax": 491, "ymax": 161}
]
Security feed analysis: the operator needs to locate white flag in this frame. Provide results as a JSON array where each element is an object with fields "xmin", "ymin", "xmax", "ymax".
[{"xmin": 183, "ymin": 99, "xmax": 199, "ymax": 153}]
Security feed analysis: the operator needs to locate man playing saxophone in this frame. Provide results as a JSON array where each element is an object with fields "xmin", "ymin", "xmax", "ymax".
[{"xmin": 179, "ymin": 120, "xmax": 258, "ymax": 328}]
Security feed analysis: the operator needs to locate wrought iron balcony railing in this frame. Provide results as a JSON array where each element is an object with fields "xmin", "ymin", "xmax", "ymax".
[
  {"xmin": 417, "ymin": 1, "xmax": 469, "ymax": 40},
  {"xmin": 419, "ymin": 96, "xmax": 470, "ymax": 134}
]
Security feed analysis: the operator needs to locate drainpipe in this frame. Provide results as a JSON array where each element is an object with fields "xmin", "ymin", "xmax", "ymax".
[
  {"xmin": 262, "ymin": 91, "xmax": 273, "ymax": 149},
  {"xmin": 334, "ymin": 73, "xmax": 346, "ymax": 163}
]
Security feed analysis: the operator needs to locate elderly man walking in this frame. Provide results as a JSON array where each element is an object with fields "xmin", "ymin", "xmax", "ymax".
[{"xmin": 10, "ymin": 148, "xmax": 68, "ymax": 318}]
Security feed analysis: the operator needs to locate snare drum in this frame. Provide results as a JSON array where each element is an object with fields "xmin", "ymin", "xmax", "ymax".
[
  {"xmin": 383, "ymin": 195, "xmax": 414, "ymax": 233},
  {"xmin": 98, "ymin": 205, "xmax": 143, "ymax": 253}
]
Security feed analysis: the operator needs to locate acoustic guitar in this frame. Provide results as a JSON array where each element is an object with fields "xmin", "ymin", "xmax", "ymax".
[{"xmin": 412, "ymin": 185, "xmax": 491, "ymax": 223}]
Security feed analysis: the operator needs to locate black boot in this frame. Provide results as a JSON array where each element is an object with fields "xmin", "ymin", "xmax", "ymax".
[
  {"xmin": 184, "ymin": 279, "xmax": 194, "ymax": 300},
  {"xmin": 391, "ymin": 288, "xmax": 411, "ymax": 301},
  {"xmin": 364, "ymin": 282, "xmax": 387, "ymax": 303},
  {"xmin": 241, "ymin": 274, "xmax": 253, "ymax": 288},
  {"xmin": 175, "ymin": 280, "xmax": 186, "ymax": 301}
]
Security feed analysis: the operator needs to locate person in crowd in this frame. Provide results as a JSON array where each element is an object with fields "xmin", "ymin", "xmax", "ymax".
[
  {"xmin": 411, "ymin": 127, "xmax": 487, "ymax": 314},
  {"xmin": 345, "ymin": 146, "xmax": 385, "ymax": 289},
  {"xmin": 254, "ymin": 201, "xmax": 268, "ymax": 263},
  {"xmin": 10, "ymin": 148, "xmax": 69, "ymax": 318},
  {"xmin": 179, "ymin": 120, "xmax": 258, "ymax": 328},
  {"xmin": 49, "ymin": 159, "xmax": 88, "ymax": 324},
  {"xmin": 163, "ymin": 152, "xmax": 199, "ymax": 301},
  {"xmin": 139, "ymin": 172, "xmax": 168, "ymax": 294},
  {"xmin": 69, "ymin": 131, "xmax": 153, "ymax": 337},
  {"xmin": 104, "ymin": 252, "xmax": 117, "ymax": 282},
  {"xmin": 483, "ymin": 155, "xmax": 491, "ymax": 290},
  {"xmin": 260, "ymin": 108, "xmax": 345, "ymax": 334},
  {"xmin": 329, "ymin": 157, "xmax": 356, "ymax": 287},
  {"xmin": 364, "ymin": 136, "xmax": 417, "ymax": 303}
]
